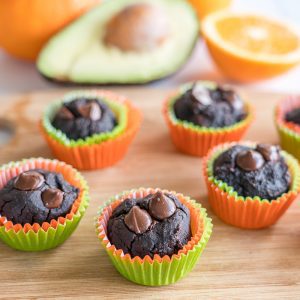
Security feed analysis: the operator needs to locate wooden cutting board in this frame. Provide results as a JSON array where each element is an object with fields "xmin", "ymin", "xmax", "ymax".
[{"xmin": 0, "ymin": 87, "xmax": 299, "ymax": 299}]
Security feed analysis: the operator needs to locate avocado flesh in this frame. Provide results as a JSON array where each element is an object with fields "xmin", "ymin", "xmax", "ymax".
[{"xmin": 37, "ymin": 0, "xmax": 199, "ymax": 84}]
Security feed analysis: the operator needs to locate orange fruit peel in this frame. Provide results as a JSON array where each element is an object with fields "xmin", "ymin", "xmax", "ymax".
[{"xmin": 202, "ymin": 11, "xmax": 300, "ymax": 82}]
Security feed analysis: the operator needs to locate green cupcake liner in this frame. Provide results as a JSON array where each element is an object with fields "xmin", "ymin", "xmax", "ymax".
[
  {"xmin": 0, "ymin": 158, "xmax": 90, "ymax": 251},
  {"xmin": 42, "ymin": 91, "xmax": 128, "ymax": 147},
  {"xmin": 206, "ymin": 142, "xmax": 300, "ymax": 203},
  {"xmin": 167, "ymin": 81, "xmax": 252, "ymax": 134},
  {"xmin": 96, "ymin": 191, "xmax": 213, "ymax": 286},
  {"xmin": 276, "ymin": 122, "xmax": 300, "ymax": 161}
]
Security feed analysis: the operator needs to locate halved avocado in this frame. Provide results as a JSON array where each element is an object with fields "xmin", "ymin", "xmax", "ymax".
[{"xmin": 37, "ymin": 0, "xmax": 199, "ymax": 84}]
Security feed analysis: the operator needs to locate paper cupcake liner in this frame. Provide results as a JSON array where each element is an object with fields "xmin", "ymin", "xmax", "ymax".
[
  {"xmin": 275, "ymin": 96, "xmax": 300, "ymax": 160},
  {"xmin": 203, "ymin": 141, "xmax": 300, "ymax": 229},
  {"xmin": 41, "ymin": 91, "xmax": 142, "ymax": 170},
  {"xmin": 163, "ymin": 82, "xmax": 254, "ymax": 157},
  {"xmin": 0, "ymin": 158, "xmax": 89, "ymax": 251},
  {"xmin": 42, "ymin": 90, "xmax": 128, "ymax": 147},
  {"xmin": 95, "ymin": 188, "xmax": 213, "ymax": 286}
]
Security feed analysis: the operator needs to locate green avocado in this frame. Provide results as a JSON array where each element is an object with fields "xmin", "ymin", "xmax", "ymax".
[{"xmin": 37, "ymin": 0, "xmax": 199, "ymax": 84}]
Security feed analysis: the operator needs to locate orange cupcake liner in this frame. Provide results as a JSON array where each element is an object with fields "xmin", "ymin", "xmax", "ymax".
[
  {"xmin": 0, "ymin": 158, "xmax": 89, "ymax": 251},
  {"xmin": 203, "ymin": 141, "xmax": 300, "ymax": 229},
  {"xmin": 163, "ymin": 91, "xmax": 254, "ymax": 157},
  {"xmin": 95, "ymin": 188, "xmax": 213, "ymax": 285},
  {"xmin": 40, "ymin": 95, "xmax": 142, "ymax": 170}
]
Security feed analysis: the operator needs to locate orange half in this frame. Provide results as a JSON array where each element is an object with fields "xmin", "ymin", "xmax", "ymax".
[{"xmin": 202, "ymin": 12, "xmax": 300, "ymax": 82}]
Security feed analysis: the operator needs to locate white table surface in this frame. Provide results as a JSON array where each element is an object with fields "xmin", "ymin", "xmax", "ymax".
[{"xmin": 1, "ymin": 0, "xmax": 300, "ymax": 96}]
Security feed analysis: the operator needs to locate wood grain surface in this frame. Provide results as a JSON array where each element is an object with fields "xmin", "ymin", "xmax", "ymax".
[{"xmin": 0, "ymin": 88, "xmax": 299, "ymax": 300}]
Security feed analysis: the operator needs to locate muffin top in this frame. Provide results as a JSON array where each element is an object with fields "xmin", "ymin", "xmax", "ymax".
[
  {"xmin": 107, "ymin": 191, "xmax": 191, "ymax": 258},
  {"xmin": 213, "ymin": 144, "xmax": 291, "ymax": 200},
  {"xmin": 285, "ymin": 107, "xmax": 300, "ymax": 126},
  {"xmin": 52, "ymin": 97, "xmax": 117, "ymax": 140},
  {"xmin": 173, "ymin": 83, "xmax": 247, "ymax": 128},
  {"xmin": 0, "ymin": 169, "xmax": 79, "ymax": 225}
]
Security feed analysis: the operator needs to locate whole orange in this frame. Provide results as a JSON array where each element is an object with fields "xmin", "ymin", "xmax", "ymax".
[
  {"xmin": 0, "ymin": 0, "xmax": 101, "ymax": 61},
  {"xmin": 188, "ymin": 0, "xmax": 232, "ymax": 20}
]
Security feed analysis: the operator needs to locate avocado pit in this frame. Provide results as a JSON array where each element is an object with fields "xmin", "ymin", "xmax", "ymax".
[{"xmin": 104, "ymin": 3, "xmax": 170, "ymax": 52}]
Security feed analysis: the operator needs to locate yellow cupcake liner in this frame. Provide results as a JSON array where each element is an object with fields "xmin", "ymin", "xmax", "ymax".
[{"xmin": 275, "ymin": 96, "xmax": 300, "ymax": 160}]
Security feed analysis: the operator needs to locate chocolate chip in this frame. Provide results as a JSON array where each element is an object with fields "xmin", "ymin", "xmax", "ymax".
[
  {"xmin": 227, "ymin": 93, "xmax": 244, "ymax": 110},
  {"xmin": 78, "ymin": 102, "xmax": 102, "ymax": 121},
  {"xmin": 14, "ymin": 171, "xmax": 45, "ymax": 191},
  {"xmin": 256, "ymin": 144, "xmax": 280, "ymax": 162},
  {"xmin": 124, "ymin": 206, "xmax": 152, "ymax": 234},
  {"xmin": 222, "ymin": 87, "xmax": 244, "ymax": 111},
  {"xmin": 190, "ymin": 114, "xmax": 211, "ymax": 127},
  {"xmin": 191, "ymin": 83, "xmax": 212, "ymax": 106},
  {"xmin": 149, "ymin": 191, "xmax": 176, "ymax": 220},
  {"xmin": 236, "ymin": 149, "xmax": 264, "ymax": 171},
  {"xmin": 42, "ymin": 188, "xmax": 64, "ymax": 209},
  {"xmin": 57, "ymin": 106, "xmax": 74, "ymax": 120}
]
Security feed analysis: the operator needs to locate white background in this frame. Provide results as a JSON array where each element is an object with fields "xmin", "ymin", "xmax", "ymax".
[{"xmin": 1, "ymin": 0, "xmax": 300, "ymax": 95}]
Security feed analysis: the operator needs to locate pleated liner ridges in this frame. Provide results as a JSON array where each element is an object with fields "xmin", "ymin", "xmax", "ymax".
[
  {"xmin": 96, "ymin": 188, "xmax": 213, "ymax": 286},
  {"xmin": 0, "ymin": 158, "xmax": 89, "ymax": 251},
  {"xmin": 275, "ymin": 96, "xmax": 300, "ymax": 161},
  {"xmin": 163, "ymin": 91, "xmax": 254, "ymax": 157},
  {"xmin": 203, "ymin": 142, "xmax": 300, "ymax": 229},
  {"xmin": 40, "ymin": 90, "xmax": 142, "ymax": 170}
]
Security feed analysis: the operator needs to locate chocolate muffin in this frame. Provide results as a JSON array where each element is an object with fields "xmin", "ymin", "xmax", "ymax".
[
  {"xmin": 107, "ymin": 191, "xmax": 191, "ymax": 258},
  {"xmin": 213, "ymin": 144, "xmax": 291, "ymax": 200},
  {"xmin": 174, "ymin": 83, "xmax": 246, "ymax": 128},
  {"xmin": 0, "ymin": 169, "xmax": 79, "ymax": 225},
  {"xmin": 52, "ymin": 98, "xmax": 117, "ymax": 140},
  {"xmin": 285, "ymin": 107, "xmax": 300, "ymax": 126}
]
